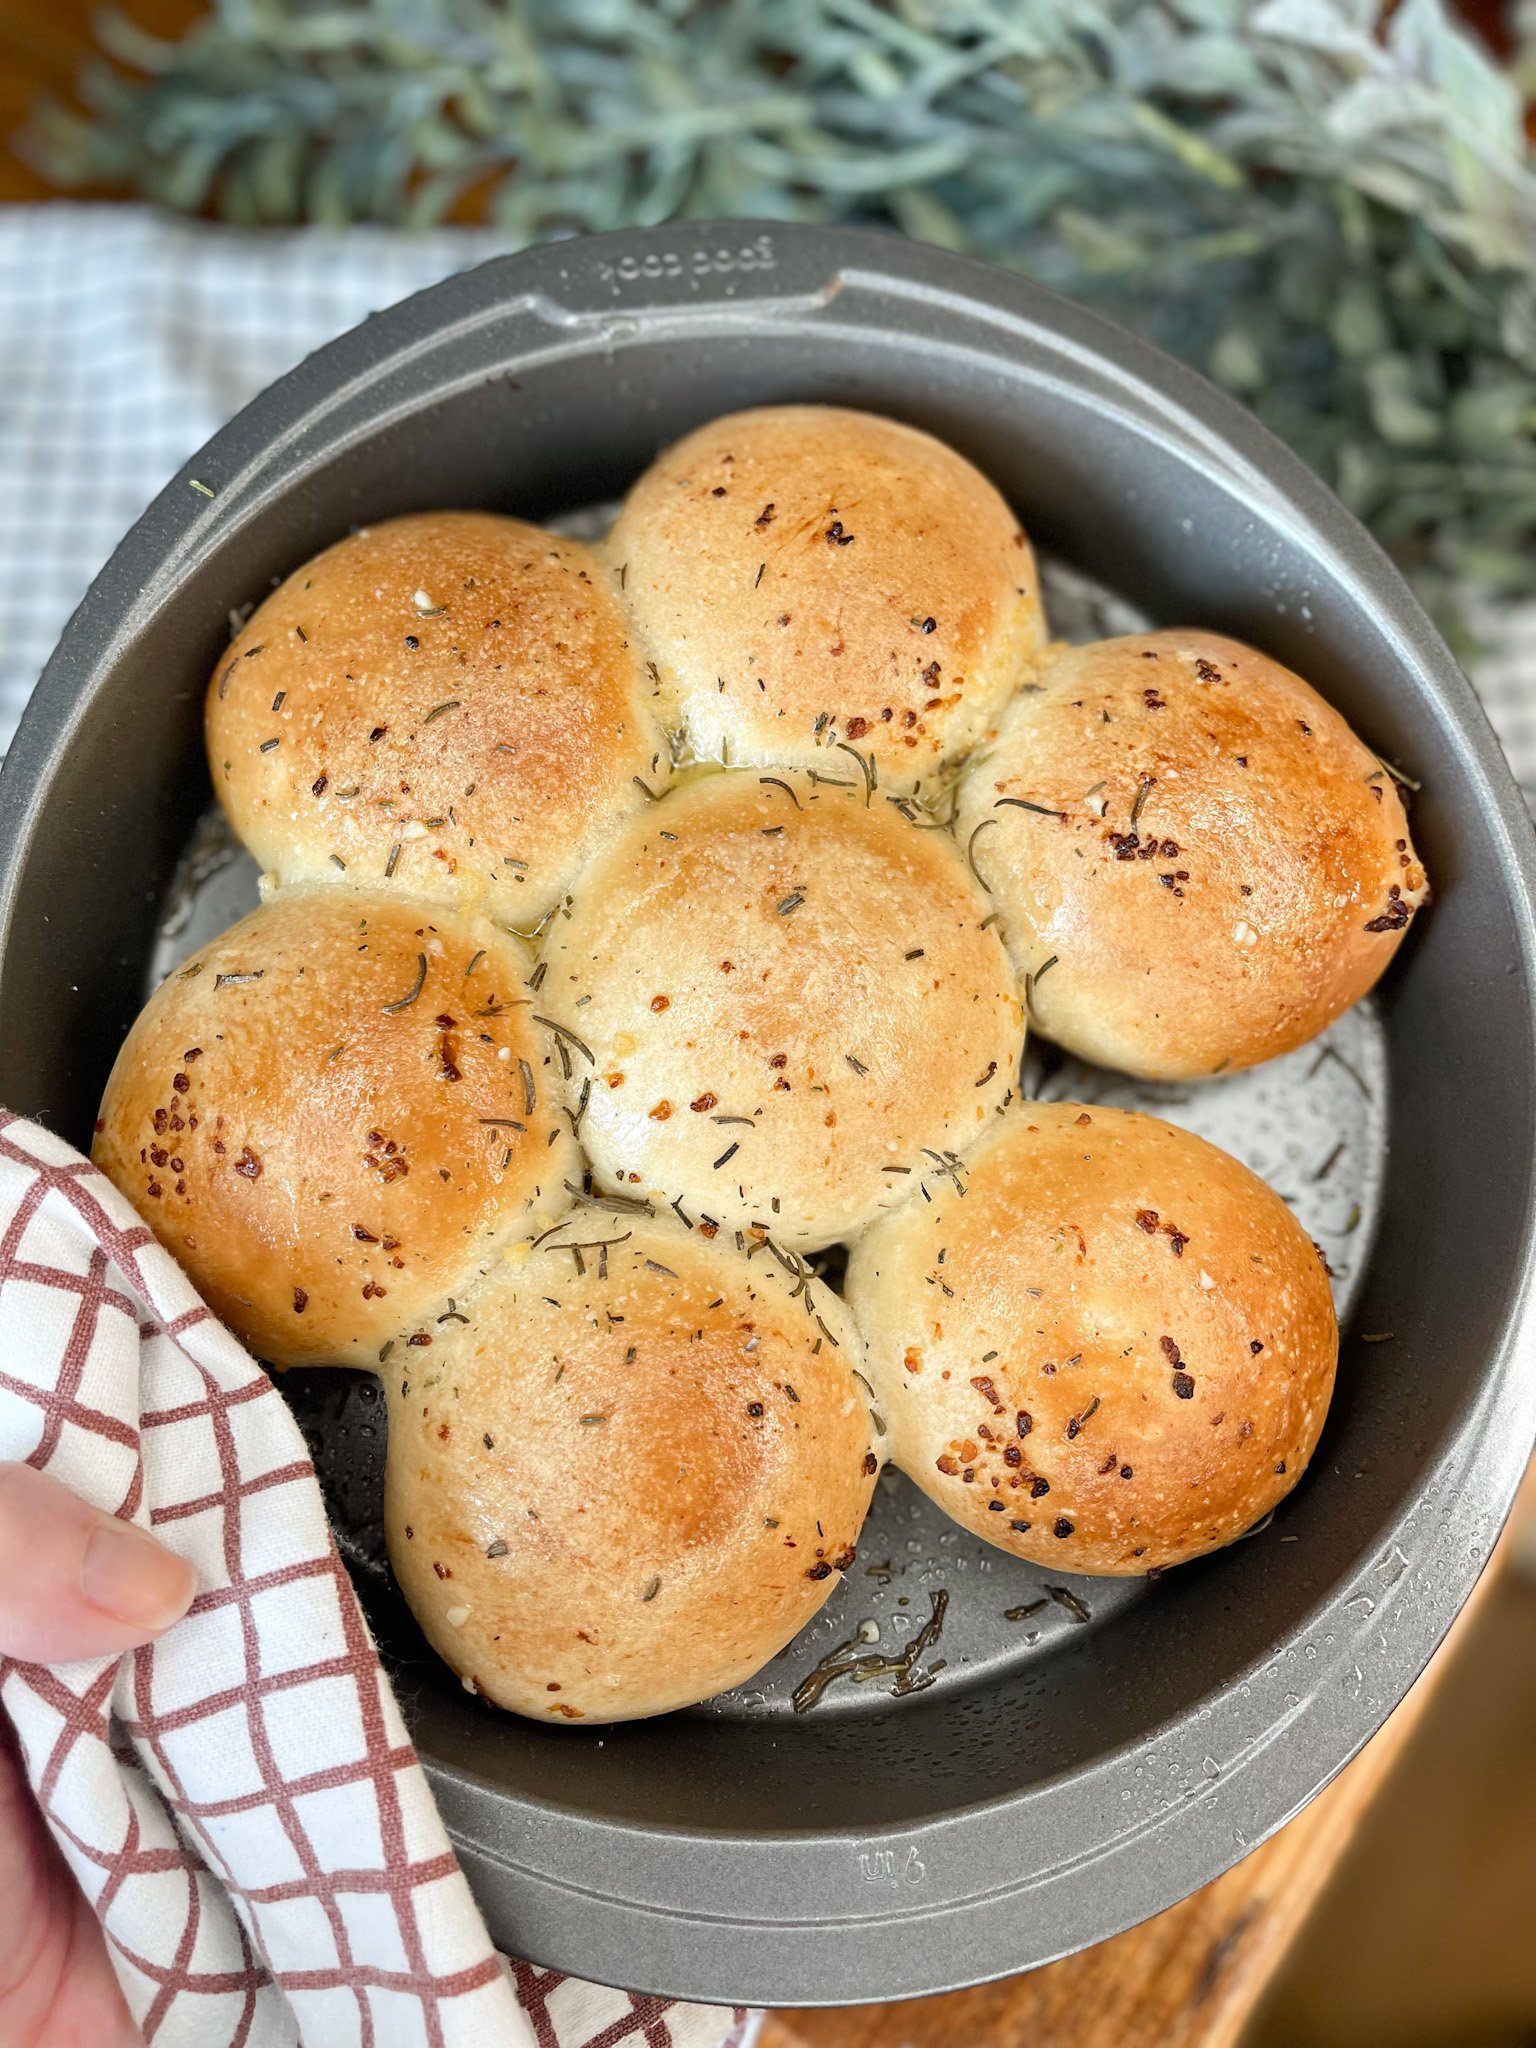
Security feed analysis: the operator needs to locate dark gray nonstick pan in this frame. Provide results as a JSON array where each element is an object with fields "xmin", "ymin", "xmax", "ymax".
[{"xmin": 2, "ymin": 221, "xmax": 1534, "ymax": 2007}]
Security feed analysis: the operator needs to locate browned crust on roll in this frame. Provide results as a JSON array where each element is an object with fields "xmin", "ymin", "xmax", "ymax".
[
  {"xmin": 845, "ymin": 1102, "xmax": 1339, "ymax": 1574},
  {"xmin": 386, "ymin": 1216, "xmax": 878, "ymax": 1721},
  {"xmin": 207, "ymin": 511, "xmax": 667, "ymax": 924},
  {"xmin": 607, "ymin": 405, "xmax": 1045, "ymax": 788},
  {"xmin": 955, "ymin": 630, "xmax": 1427, "ymax": 1079},
  {"xmin": 538, "ymin": 767, "xmax": 1024, "ymax": 1249},
  {"xmin": 92, "ymin": 889, "xmax": 578, "ymax": 1368}
]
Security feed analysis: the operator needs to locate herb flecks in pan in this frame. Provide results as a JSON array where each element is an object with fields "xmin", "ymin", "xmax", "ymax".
[{"xmin": 792, "ymin": 1589, "xmax": 950, "ymax": 1712}]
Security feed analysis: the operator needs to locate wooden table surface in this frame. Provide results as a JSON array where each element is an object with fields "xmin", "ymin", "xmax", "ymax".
[{"xmin": 0, "ymin": 5, "xmax": 1527, "ymax": 2042}]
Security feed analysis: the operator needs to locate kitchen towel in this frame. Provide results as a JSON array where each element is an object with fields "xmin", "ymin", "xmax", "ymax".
[{"xmin": 0, "ymin": 1111, "xmax": 749, "ymax": 2048}]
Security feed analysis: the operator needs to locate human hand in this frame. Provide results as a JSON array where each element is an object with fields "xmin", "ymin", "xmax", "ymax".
[{"xmin": 0, "ymin": 1461, "xmax": 197, "ymax": 2048}]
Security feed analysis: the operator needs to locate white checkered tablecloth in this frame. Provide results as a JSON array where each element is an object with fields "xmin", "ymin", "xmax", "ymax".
[{"xmin": 0, "ymin": 205, "xmax": 507, "ymax": 750}]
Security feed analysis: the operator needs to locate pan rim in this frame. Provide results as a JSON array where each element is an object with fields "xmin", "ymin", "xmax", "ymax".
[{"xmin": 3, "ymin": 218, "xmax": 1534, "ymax": 2004}]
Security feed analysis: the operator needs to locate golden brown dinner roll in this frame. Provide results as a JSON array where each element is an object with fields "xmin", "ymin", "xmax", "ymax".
[
  {"xmin": 537, "ymin": 768, "xmax": 1023, "ymax": 1250},
  {"xmin": 386, "ymin": 1214, "xmax": 878, "ymax": 1720},
  {"xmin": 954, "ymin": 630, "xmax": 1428, "ymax": 1079},
  {"xmin": 845, "ymin": 1102, "xmax": 1338, "ymax": 1575},
  {"xmin": 607, "ymin": 405, "xmax": 1045, "ymax": 787},
  {"xmin": 93, "ymin": 889, "xmax": 577, "ymax": 1369},
  {"xmin": 207, "ymin": 511, "xmax": 667, "ymax": 924}
]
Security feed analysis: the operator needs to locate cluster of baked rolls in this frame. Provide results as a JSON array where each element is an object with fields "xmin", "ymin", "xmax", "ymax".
[{"xmin": 95, "ymin": 405, "xmax": 1426, "ymax": 1722}]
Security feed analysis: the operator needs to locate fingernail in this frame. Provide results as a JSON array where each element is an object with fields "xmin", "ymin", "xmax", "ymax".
[{"xmin": 81, "ymin": 1517, "xmax": 198, "ymax": 1632}]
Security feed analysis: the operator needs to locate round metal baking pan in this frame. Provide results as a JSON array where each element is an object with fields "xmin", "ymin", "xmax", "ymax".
[{"xmin": 1, "ymin": 221, "xmax": 1534, "ymax": 2007}]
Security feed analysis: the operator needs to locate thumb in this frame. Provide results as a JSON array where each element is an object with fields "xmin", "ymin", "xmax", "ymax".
[{"xmin": 0, "ymin": 1462, "xmax": 197, "ymax": 1664}]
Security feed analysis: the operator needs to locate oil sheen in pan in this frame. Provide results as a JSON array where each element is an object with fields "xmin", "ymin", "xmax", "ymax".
[{"xmin": 145, "ymin": 550, "xmax": 1389, "ymax": 1725}]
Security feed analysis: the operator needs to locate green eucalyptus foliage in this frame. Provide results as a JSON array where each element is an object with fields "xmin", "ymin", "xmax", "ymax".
[{"xmin": 28, "ymin": 0, "xmax": 1536, "ymax": 622}]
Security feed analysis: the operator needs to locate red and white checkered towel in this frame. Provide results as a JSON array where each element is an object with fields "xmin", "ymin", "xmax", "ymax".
[{"xmin": 0, "ymin": 1111, "xmax": 750, "ymax": 2048}]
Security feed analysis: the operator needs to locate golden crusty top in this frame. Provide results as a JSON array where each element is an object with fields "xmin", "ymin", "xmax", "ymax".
[
  {"xmin": 536, "ymin": 768, "xmax": 1024, "ymax": 1250},
  {"xmin": 206, "ymin": 511, "xmax": 667, "ymax": 924},
  {"xmin": 845, "ymin": 1102, "xmax": 1338, "ymax": 1575},
  {"xmin": 955, "ymin": 629, "xmax": 1427, "ymax": 1080},
  {"xmin": 384, "ymin": 1214, "xmax": 878, "ymax": 1721},
  {"xmin": 607, "ymin": 405, "xmax": 1045, "ymax": 788},
  {"xmin": 92, "ymin": 889, "xmax": 577, "ymax": 1369}
]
